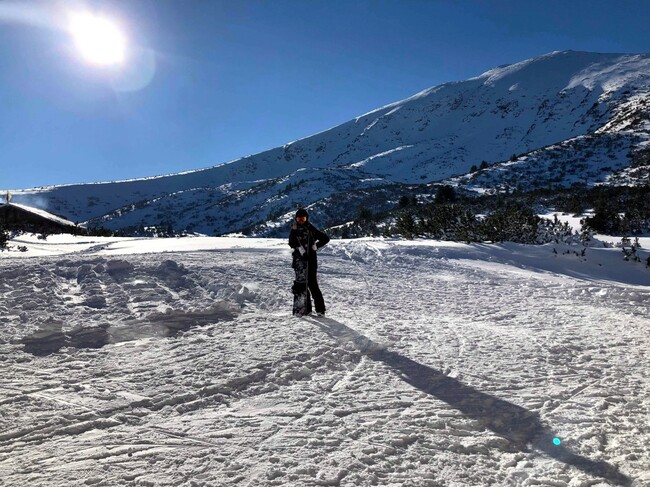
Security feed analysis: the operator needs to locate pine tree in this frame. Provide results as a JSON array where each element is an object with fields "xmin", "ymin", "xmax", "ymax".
[
  {"xmin": 481, "ymin": 203, "xmax": 539, "ymax": 243},
  {"xmin": 356, "ymin": 206, "xmax": 374, "ymax": 222},
  {"xmin": 584, "ymin": 205, "xmax": 621, "ymax": 234},
  {"xmin": 0, "ymin": 226, "xmax": 8, "ymax": 250},
  {"xmin": 435, "ymin": 185, "xmax": 456, "ymax": 204},
  {"xmin": 398, "ymin": 195, "xmax": 411, "ymax": 208},
  {"xmin": 395, "ymin": 212, "xmax": 416, "ymax": 240}
]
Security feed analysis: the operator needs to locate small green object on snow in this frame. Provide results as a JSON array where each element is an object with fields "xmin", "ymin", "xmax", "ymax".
[{"xmin": 553, "ymin": 437, "xmax": 561, "ymax": 446}]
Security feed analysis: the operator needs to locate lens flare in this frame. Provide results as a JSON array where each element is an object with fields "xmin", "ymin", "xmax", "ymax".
[
  {"xmin": 553, "ymin": 437, "xmax": 562, "ymax": 446},
  {"xmin": 68, "ymin": 12, "xmax": 126, "ymax": 65}
]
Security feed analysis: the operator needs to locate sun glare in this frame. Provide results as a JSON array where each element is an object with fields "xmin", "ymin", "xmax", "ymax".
[{"xmin": 68, "ymin": 12, "xmax": 126, "ymax": 66}]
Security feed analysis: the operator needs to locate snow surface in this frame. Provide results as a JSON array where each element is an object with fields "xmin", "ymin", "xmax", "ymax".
[{"xmin": 1, "ymin": 235, "xmax": 648, "ymax": 486}]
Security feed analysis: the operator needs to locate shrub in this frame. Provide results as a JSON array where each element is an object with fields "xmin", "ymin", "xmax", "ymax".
[
  {"xmin": 418, "ymin": 204, "xmax": 480, "ymax": 242},
  {"xmin": 481, "ymin": 203, "xmax": 539, "ymax": 243},
  {"xmin": 395, "ymin": 212, "xmax": 416, "ymax": 239},
  {"xmin": 435, "ymin": 185, "xmax": 457, "ymax": 205},
  {"xmin": 583, "ymin": 206, "xmax": 621, "ymax": 234},
  {"xmin": 356, "ymin": 206, "xmax": 374, "ymax": 222},
  {"xmin": 398, "ymin": 195, "xmax": 412, "ymax": 208},
  {"xmin": 0, "ymin": 226, "xmax": 8, "ymax": 250},
  {"xmin": 620, "ymin": 237, "xmax": 642, "ymax": 262}
]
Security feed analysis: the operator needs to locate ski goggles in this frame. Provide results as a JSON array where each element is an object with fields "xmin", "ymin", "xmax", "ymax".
[{"xmin": 295, "ymin": 216, "xmax": 307, "ymax": 223}]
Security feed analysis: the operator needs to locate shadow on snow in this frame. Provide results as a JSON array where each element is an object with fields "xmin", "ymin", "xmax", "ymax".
[{"xmin": 309, "ymin": 316, "xmax": 631, "ymax": 486}]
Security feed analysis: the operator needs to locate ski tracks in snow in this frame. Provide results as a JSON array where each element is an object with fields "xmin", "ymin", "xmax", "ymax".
[{"xmin": 0, "ymin": 239, "xmax": 648, "ymax": 486}]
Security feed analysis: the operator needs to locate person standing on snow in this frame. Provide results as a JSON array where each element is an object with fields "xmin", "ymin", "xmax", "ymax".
[{"xmin": 289, "ymin": 208, "xmax": 330, "ymax": 316}]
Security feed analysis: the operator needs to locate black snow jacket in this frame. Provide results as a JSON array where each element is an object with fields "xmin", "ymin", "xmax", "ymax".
[{"xmin": 288, "ymin": 222, "xmax": 330, "ymax": 267}]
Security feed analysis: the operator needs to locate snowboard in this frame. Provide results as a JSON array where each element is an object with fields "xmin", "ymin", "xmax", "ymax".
[
  {"xmin": 292, "ymin": 254, "xmax": 311, "ymax": 316},
  {"xmin": 291, "ymin": 225, "xmax": 312, "ymax": 316}
]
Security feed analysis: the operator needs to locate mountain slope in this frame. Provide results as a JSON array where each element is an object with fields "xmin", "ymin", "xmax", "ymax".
[{"xmin": 6, "ymin": 50, "xmax": 650, "ymax": 235}]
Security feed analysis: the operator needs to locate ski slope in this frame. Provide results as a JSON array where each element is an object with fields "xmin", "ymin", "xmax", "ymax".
[{"xmin": 1, "ymin": 235, "xmax": 648, "ymax": 486}]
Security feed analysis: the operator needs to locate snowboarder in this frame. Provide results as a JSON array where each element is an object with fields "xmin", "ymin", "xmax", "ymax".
[{"xmin": 289, "ymin": 208, "xmax": 330, "ymax": 316}]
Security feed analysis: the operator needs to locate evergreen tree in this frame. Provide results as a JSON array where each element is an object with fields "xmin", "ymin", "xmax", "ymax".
[
  {"xmin": 0, "ymin": 226, "xmax": 8, "ymax": 250},
  {"xmin": 481, "ymin": 203, "xmax": 539, "ymax": 243},
  {"xmin": 395, "ymin": 212, "xmax": 416, "ymax": 239},
  {"xmin": 435, "ymin": 185, "xmax": 457, "ymax": 204},
  {"xmin": 356, "ymin": 206, "xmax": 374, "ymax": 222},
  {"xmin": 418, "ymin": 204, "xmax": 479, "ymax": 242},
  {"xmin": 398, "ymin": 195, "xmax": 411, "ymax": 208},
  {"xmin": 584, "ymin": 205, "xmax": 621, "ymax": 234}
]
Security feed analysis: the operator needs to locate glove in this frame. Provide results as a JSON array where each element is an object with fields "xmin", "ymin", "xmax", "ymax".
[{"xmin": 312, "ymin": 243, "xmax": 318, "ymax": 251}]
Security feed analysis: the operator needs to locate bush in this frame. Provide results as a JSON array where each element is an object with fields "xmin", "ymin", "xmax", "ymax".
[
  {"xmin": 583, "ymin": 206, "xmax": 621, "ymax": 234},
  {"xmin": 435, "ymin": 185, "xmax": 457, "ymax": 204},
  {"xmin": 481, "ymin": 203, "xmax": 540, "ymax": 243},
  {"xmin": 395, "ymin": 212, "xmax": 416, "ymax": 239},
  {"xmin": 398, "ymin": 195, "xmax": 412, "ymax": 208},
  {"xmin": 356, "ymin": 206, "xmax": 374, "ymax": 222},
  {"xmin": 536, "ymin": 216, "xmax": 584, "ymax": 245},
  {"xmin": 418, "ymin": 204, "xmax": 480, "ymax": 242},
  {"xmin": 0, "ymin": 226, "xmax": 8, "ymax": 250},
  {"xmin": 620, "ymin": 237, "xmax": 642, "ymax": 262}
]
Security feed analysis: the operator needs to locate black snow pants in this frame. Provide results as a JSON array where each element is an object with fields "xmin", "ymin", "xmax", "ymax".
[{"xmin": 307, "ymin": 265, "xmax": 325, "ymax": 314}]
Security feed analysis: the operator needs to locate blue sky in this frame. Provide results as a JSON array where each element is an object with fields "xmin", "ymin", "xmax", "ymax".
[{"xmin": 1, "ymin": 0, "xmax": 648, "ymax": 189}]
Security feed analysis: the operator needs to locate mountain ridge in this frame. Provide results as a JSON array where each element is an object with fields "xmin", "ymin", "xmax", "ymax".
[{"xmin": 5, "ymin": 50, "xmax": 650, "ymax": 235}]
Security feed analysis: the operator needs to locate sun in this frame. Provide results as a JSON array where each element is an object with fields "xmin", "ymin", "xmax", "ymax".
[{"xmin": 68, "ymin": 12, "xmax": 126, "ymax": 66}]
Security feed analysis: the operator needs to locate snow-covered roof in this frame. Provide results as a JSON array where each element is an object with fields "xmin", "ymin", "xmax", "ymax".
[{"xmin": 1, "ymin": 202, "xmax": 77, "ymax": 227}]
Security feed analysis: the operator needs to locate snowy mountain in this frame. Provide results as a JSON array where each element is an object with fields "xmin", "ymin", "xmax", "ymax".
[{"xmin": 6, "ymin": 50, "xmax": 650, "ymax": 235}]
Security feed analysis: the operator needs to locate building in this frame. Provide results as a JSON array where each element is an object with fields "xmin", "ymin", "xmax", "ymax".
[{"xmin": 0, "ymin": 202, "xmax": 79, "ymax": 234}]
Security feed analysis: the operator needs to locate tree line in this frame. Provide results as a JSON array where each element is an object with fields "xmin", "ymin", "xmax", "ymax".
[{"xmin": 328, "ymin": 185, "xmax": 650, "ymax": 244}]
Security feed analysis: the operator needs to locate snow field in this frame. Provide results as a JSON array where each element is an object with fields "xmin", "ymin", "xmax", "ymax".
[{"xmin": 1, "ymin": 236, "xmax": 648, "ymax": 486}]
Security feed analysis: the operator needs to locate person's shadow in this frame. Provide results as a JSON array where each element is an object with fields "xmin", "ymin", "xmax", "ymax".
[{"xmin": 309, "ymin": 317, "xmax": 631, "ymax": 486}]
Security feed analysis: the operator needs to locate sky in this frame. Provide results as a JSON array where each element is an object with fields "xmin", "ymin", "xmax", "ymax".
[{"xmin": 1, "ymin": 0, "xmax": 649, "ymax": 190}]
